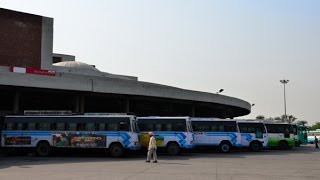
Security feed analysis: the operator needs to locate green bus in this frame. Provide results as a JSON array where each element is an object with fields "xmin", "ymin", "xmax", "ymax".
[
  {"xmin": 264, "ymin": 122, "xmax": 295, "ymax": 150},
  {"xmin": 292, "ymin": 124, "xmax": 308, "ymax": 146}
]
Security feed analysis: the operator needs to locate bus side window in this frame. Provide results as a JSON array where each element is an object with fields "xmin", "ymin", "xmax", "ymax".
[
  {"xmin": 68, "ymin": 123, "xmax": 77, "ymax": 131},
  {"xmin": 211, "ymin": 125, "xmax": 217, "ymax": 132},
  {"xmin": 165, "ymin": 124, "xmax": 172, "ymax": 131},
  {"xmin": 146, "ymin": 124, "xmax": 154, "ymax": 131},
  {"xmin": 174, "ymin": 123, "xmax": 186, "ymax": 132},
  {"xmin": 56, "ymin": 123, "xmax": 66, "ymax": 131},
  {"xmin": 240, "ymin": 126, "xmax": 248, "ymax": 133},
  {"xmin": 86, "ymin": 123, "xmax": 95, "ymax": 131},
  {"xmin": 6, "ymin": 123, "xmax": 14, "ymax": 130},
  {"xmin": 218, "ymin": 125, "xmax": 224, "ymax": 132},
  {"xmin": 39, "ymin": 123, "xmax": 51, "ymax": 130},
  {"xmin": 225, "ymin": 125, "xmax": 236, "ymax": 132},
  {"xmin": 108, "ymin": 123, "xmax": 119, "ymax": 131},
  {"xmin": 155, "ymin": 123, "xmax": 162, "ymax": 131},
  {"xmin": 99, "ymin": 123, "xmax": 106, "ymax": 131},
  {"xmin": 248, "ymin": 127, "xmax": 255, "ymax": 133},
  {"xmin": 119, "ymin": 122, "xmax": 129, "ymax": 131},
  {"xmin": 16, "ymin": 123, "xmax": 26, "ymax": 130},
  {"xmin": 27, "ymin": 123, "xmax": 36, "ymax": 130}
]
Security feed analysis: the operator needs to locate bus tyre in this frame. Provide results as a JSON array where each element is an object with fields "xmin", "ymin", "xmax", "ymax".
[
  {"xmin": 109, "ymin": 143, "xmax": 124, "ymax": 157},
  {"xmin": 249, "ymin": 142, "xmax": 261, "ymax": 152},
  {"xmin": 167, "ymin": 142, "xmax": 180, "ymax": 155},
  {"xmin": 279, "ymin": 141, "xmax": 288, "ymax": 150},
  {"xmin": 219, "ymin": 142, "xmax": 231, "ymax": 153},
  {"xmin": 36, "ymin": 142, "xmax": 51, "ymax": 157},
  {"xmin": 295, "ymin": 141, "xmax": 301, "ymax": 147}
]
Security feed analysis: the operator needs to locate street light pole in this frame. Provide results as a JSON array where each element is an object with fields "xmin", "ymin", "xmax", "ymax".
[
  {"xmin": 216, "ymin": 89, "xmax": 224, "ymax": 94},
  {"xmin": 280, "ymin": 79, "xmax": 289, "ymax": 121}
]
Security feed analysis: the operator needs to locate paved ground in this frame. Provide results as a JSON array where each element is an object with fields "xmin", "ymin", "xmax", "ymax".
[{"xmin": 0, "ymin": 145, "xmax": 319, "ymax": 180}]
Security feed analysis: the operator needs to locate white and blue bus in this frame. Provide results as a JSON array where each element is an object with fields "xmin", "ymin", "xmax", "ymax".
[
  {"xmin": 1, "ymin": 111, "xmax": 140, "ymax": 157},
  {"xmin": 237, "ymin": 120, "xmax": 268, "ymax": 151},
  {"xmin": 307, "ymin": 129, "xmax": 320, "ymax": 144},
  {"xmin": 191, "ymin": 118, "xmax": 241, "ymax": 153},
  {"xmin": 137, "ymin": 117, "xmax": 194, "ymax": 155}
]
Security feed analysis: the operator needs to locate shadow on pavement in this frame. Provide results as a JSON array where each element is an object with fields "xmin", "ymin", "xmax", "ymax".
[{"xmin": 0, "ymin": 145, "xmax": 318, "ymax": 170}]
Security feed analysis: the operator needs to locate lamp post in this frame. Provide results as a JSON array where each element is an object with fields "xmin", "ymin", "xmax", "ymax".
[
  {"xmin": 216, "ymin": 89, "xmax": 224, "ymax": 94},
  {"xmin": 280, "ymin": 79, "xmax": 289, "ymax": 121}
]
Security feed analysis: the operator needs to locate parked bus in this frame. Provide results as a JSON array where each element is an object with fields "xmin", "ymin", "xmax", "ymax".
[
  {"xmin": 237, "ymin": 120, "xmax": 268, "ymax": 151},
  {"xmin": 1, "ymin": 111, "xmax": 140, "ymax": 157},
  {"xmin": 292, "ymin": 124, "xmax": 308, "ymax": 146},
  {"xmin": 264, "ymin": 122, "xmax": 295, "ymax": 150},
  {"xmin": 137, "ymin": 117, "xmax": 194, "ymax": 155},
  {"xmin": 191, "ymin": 118, "xmax": 240, "ymax": 153},
  {"xmin": 307, "ymin": 129, "xmax": 320, "ymax": 144}
]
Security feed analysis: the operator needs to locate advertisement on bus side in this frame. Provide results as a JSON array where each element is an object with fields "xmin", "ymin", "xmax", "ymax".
[
  {"xmin": 53, "ymin": 133, "xmax": 106, "ymax": 148},
  {"xmin": 140, "ymin": 133, "xmax": 164, "ymax": 147},
  {"xmin": 4, "ymin": 136, "xmax": 31, "ymax": 145}
]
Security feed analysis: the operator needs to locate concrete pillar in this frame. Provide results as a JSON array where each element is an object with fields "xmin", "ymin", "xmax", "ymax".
[
  {"xmin": 13, "ymin": 92, "xmax": 20, "ymax": 114},
  {"xmin": 80, "ymin": 96, "xmax": 85, "ymax": 113},
  {"xmin": 125, "ymin": 99, "xmax": 130, "ymax": 113},
  {"xmin": 74, "ymin": 96, "xmax": 80, "ymax": 113},
  {"xmin": 191, "ymin": 103, "xmax": 195, "ymax": 117}
]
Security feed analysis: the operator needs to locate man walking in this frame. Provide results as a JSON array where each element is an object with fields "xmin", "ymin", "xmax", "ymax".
[
  {"xmin": 146, "ymin": 132, "xmax": 157, "ymax": 163},
  {"xmin": 315, "ymin": 136, "xmax": 319, "ymax": 149}
]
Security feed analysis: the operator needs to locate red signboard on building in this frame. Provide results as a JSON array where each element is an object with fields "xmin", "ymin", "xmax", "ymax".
[{"xmin": 10, "ymin": 66, "xmax": 56, "ymax": 76}]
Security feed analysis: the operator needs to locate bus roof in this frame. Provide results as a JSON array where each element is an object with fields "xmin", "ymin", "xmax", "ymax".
[
  {"xmin": 190, "ymin": 118, "xmax": 235, "ymax": 122},
  {"xmin": 5, "ymin": 114, "xmax": 136, "ymax": 118},
  {"xmin": 137, "ymin": 116, "xmax": 190, "ymax": 120},
  {"xmin": 236, "ymin": 120, "xmax": 264, "ymax": 123}
]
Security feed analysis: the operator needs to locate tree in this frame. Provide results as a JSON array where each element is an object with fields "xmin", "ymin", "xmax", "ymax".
[
  {"xmin": 274, "ymin": 117, "xmax": 281, "ymax": 121},
  {"xmin": 296, "ymin": 120, "xmax": 308, "ymax": 126},
  {"xmin": 256, "ymin": 115, "xmax": 265, "ymax": 120},
  {"xmin": 273, "ymin": 115, "xmax": 297, "ymax": 123},
  {"xmin": 310, "ymin": 122, "xmax": 320, "ymax": 130},
  {"xmin": 266, "ymin": 117, "xmax": 274, "ymax": 121},
  {"xmin": 285, "ymin": 115, "xmax": 297, "ymax": 124}
]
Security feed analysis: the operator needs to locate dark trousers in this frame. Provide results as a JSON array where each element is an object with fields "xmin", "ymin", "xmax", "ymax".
[{"xmin": 316, "ymin": 143, "xmax": 319, "ymax": 149}]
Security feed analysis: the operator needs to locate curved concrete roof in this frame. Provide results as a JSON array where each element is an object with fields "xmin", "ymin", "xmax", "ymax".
[{"xmin": 0, "ymin": 66, "xmax": 251, "ymax": 118}]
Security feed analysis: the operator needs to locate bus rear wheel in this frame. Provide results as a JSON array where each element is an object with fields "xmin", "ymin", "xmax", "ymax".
[
  {"xmin": 249, "ymin": 142, "xmax": 261, "ymax": 152},
  {"xmin": 219, "ymin": 142, "xmax": 231, "ymax": 153},
  {"xmin": 109, "ymin": 143, "xmax": 124, "ymax": 157},
  {"xmin": 167, "ymin": 142, "xmax": 180, "ymax": 155},
  {"xmin": 36, "ymin": 141, "xmax": 51, "ymax": 157}
]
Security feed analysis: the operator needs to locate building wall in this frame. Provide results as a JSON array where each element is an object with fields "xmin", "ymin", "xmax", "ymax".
[{"xmin": 0, "ymin": 8, "xmax": 43, "ymax": 68}]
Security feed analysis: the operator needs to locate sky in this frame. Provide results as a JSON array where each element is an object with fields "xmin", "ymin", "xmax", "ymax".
[{"xmin": 1, "ymin": 0, "xmax": 319, "ymax": 125}]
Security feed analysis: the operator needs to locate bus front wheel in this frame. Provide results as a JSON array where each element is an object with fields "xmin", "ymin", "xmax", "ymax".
[
  {"xmin": 167, "ymin": 142, "xmax": 180, "ymax": 155},
  {"xmin": 109, "ymin": 143, "xmax": 124, "ymax": 157},
  {"xmin": 36, "ymin": 141, "xmax": 51, "ymax": 157}
]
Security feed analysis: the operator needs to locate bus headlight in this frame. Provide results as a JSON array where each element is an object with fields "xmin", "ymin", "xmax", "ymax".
[{"xmin": 134, "ymin": 142, "xmax": 140, "ymax": 146}]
